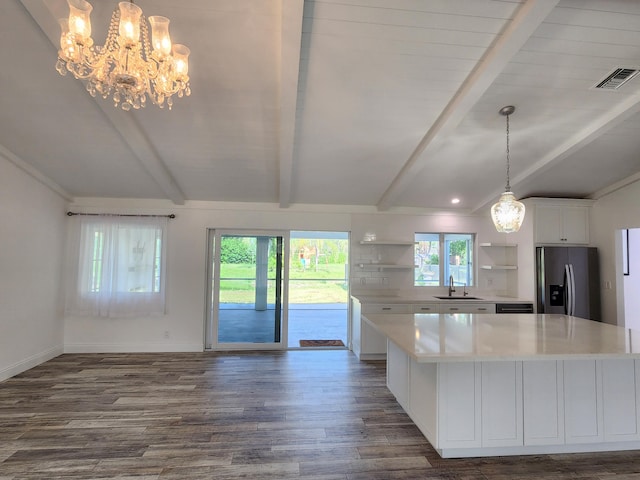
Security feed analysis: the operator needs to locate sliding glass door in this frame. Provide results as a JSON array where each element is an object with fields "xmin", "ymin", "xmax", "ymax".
[{"xmin": 206, "ymin": 230, "xmax": 286, "ymax": 349}]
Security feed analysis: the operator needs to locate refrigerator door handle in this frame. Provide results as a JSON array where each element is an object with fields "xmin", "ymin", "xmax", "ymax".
[
  {"xmin": 563, "ymin": 264, "xmax": 571, "ymax": 316},
  {"xmin": 569, "ymin": 263, "xmax": 576, "ymax": 316}
]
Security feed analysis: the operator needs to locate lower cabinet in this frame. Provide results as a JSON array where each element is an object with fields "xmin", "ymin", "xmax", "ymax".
[
  {"xmin": 438, "ymin": 362, "xmax": 482, "ymax": 448},
  {"xmin": 351, "ymin": 298, "xmax": 411, "ymax": 359},
  {"xmin": 481, "ymin": 362, "xmax": 523, "ymax": 447},
  {"xmin": 523, "ymin": 360, "xmax": 564, "ymax": 445},
  {"xmin": 440, "ymin": 303, "xmax": 496, "ymax": 314},
  {"xmin": 386, "ymin": 340, "xmax": 409, "ymax": 410},
  {"xmin": 352, "ymin": 300, "xmax": 497, "ymax": 359},
  {"xmin": 386, "ymin": 351, "xmax": 640, "ymax": 457},
  {"xmin": 601, "ymin": 359, "xmax": 640, "ymax": 441},
  {"xmin": 564, "ymin": 360, "xmax": 604, "ymax": 444}
]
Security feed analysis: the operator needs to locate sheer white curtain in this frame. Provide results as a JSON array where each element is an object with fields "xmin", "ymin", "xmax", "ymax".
[{"xmin": 66, "ymin": 215, "xmax": 168, "ymax": 317}]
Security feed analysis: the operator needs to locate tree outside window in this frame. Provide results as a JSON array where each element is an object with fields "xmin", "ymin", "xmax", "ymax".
[{"xmin": 415, "ymin": 233, "xmax": 474, "ymax": 287}]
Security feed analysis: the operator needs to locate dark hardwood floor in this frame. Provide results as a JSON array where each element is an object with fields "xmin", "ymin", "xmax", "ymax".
[{"xmin": 1, "ymin": 351, "xmax": 640, "ymax": 479}]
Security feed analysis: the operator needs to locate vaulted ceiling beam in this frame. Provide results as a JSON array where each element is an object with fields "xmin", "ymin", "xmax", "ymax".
[
  {"xmin": 376, "ymin": 0, "xmax": 560, "ymax": 211},
  {"xmin": 277, "ymin": 0, "xmax": 304, "ymax": 208},
  {"xmin": 475, "ymin": 95, "xmax": 640, "ymax": 211}
]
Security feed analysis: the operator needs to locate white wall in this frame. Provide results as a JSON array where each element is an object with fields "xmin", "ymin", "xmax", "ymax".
[
  {"xmin": 350, "ymin": 210, "xmax": 520, "ymax": 297},
  {"xmin": 591, "ymin": 180, "xmax": 640, "ymax": 326},
  {"xmin": 0, "ymin": 156, "xmax": 67, "ymax": 381},
  {"xmin": 623, "ymin": 228, "xmax": 640, "ymax": 330},
  {"xmin": 64, "ymin": 199, "xmax": 517, "ymax": 352},
  {"xmin": 63, "ymin": 199, "xmax": 352, "ymax": 352}
]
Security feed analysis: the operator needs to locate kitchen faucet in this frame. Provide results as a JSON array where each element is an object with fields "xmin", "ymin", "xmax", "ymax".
[{"xmin": 448, "ymin": 275, "xmax": 455, "ymax": 296}]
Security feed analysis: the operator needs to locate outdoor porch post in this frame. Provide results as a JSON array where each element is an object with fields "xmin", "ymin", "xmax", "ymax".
[{"xmin": 255, "ymin": 237, "xmax": 269, "ymax": 311}]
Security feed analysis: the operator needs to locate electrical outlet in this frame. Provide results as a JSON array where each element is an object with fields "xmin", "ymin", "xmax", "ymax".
[{"xmin": 164, "ymin": 330, "xmax": 170, "ymax": 339}]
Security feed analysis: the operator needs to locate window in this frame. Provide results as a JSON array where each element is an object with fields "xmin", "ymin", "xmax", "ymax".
[
  {"xmin": 66, "ymin": 216, "xmax": 167, "ymax": 317},
  {"xmin": 415, "ymin": 233, "xmax": 474, "ymax": 287}
]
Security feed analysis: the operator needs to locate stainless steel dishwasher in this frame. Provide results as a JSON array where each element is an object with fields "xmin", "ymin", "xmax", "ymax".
[{"xmin": 495, "ymin": 303, "xmax": 534, "ymax": 314}]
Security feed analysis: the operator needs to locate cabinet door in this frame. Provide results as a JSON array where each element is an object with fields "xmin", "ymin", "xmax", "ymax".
[
  {"xmin": 562, "ymin": 206, "xmax": 589, "ymax": 244},
  {"xmin": 387, "ymin": 340, "xmax": 409, "ymax": 410},
  {"xmin": 350, "ymin": 298, "xmax": 362, "ymax": 357},
  {"xmin": 360, "ymin": 304, "xmax": 410, "ymax": 358},
  {"xmin": 523, "ymin": 361, "xmax": 564, "ymax": 445},
  {"xmin": 441, "ymin": 303, "xmax": 495, "ymax": 314},
  {"xmin": 360, "ymin": 318, "xmax": 387, "ymax": 357},
  {"xmin": 564, "ymin": 360, "xmax": 604, "ymax": 444},
  {"xmin": 602, "ymin": 359, "xmax": 640, "ymax": 441},
  {"xmin": 535, "ymin": 205, "xmax": 564, "ymax": 244},
  {"xmin": 438, "ymin": 362, "xmax": 482, "ymax": 448},
  {"xmin": 362, "ymin": 304, "xmax": 411, "ymax": 314},
  {"xmin": 413, "ymin": 304, "xmax": 439, "ymax": 313},
  {"xmin": 535, "ymin": 204, "xmax": 589, "ymax": 244},
  {"xmin": 481, "ymin": 362, "xmax": 523, "ymax": 447}
]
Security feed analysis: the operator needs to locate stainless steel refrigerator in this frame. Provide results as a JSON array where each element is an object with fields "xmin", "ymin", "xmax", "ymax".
[{"xmin": 536, "ymin": 246, "xmax": 601, "ymax": 321}]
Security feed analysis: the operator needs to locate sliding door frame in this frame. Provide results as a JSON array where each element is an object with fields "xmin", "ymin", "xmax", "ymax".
[{"xmin": 205, "ymin": 228, "xmax": 290, "ymax": 351}]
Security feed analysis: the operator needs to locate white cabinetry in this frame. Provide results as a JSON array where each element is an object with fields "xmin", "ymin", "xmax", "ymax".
[
  {"xmin": 438, "ymin": 362, "xmax": 482, "ymax": 448},
  {"xmin": 523, "ymin": 361, "xmax": 565, "ymax": 446},
  {"xmin": 601, "ymin": 359, "xmax": 640, "ymax": 441},
  {"xmin": 412, "ymin": 304, "xmax": 439, "ymax": 313},
  {"xmin": 563, "ymin": 360, "xmax": 604, "ymax": 444},
  {"xmin": 385, "ymin": 353, "xmax": 640, "ymax": 457},
  {"xmin": 387, "ymin": 340, "xmax": 409, "ymax": 410},
  {"xmin": 533, "ymin": 201, "xmax": 590, "ymax": 245},
  {"xmin": 440, "ymin": 303, "xmax": 495, "ymax": 314},
  {"xmin": 351, "ymin": 300, "xmax": 411, "ymax": 360},
  {"xmin": 481, "ymin": 362, "xmax": 523, "ymax": 447}
]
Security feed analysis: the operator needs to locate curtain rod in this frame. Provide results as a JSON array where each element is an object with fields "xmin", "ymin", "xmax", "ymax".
[{"xmin": 67, "ymin": 212, "xmax": 175, "ymax": 219}]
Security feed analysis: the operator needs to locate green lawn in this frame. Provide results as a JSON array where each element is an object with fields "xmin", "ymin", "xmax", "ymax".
[
  {"xmin": 220, "ymin": 263, "xmax": 347, "ymax": 279},
  {"xmin": 219, "ymin": 263, "xmax": 349, "ymax": 304}
]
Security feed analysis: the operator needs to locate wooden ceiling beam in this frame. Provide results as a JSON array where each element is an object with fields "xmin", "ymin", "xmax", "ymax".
[{"xmin": 376, "ymin": 0, "xmax": 560, "ymax": 211}]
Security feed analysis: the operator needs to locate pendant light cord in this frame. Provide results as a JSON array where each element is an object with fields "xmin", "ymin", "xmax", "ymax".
[{"xmin": 505, "ymin": 113, "xmax": 511, "ymax": 192}]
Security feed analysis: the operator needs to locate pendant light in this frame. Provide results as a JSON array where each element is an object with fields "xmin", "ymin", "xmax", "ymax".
[{"xmin": 491, "ymin": 106, "xmax": 525, "ymax": 233}]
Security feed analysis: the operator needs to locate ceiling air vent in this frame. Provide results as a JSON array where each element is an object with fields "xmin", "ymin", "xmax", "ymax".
[{"xmin": 594, "ymin": 68, "xmax": 640, "ymax": 90}]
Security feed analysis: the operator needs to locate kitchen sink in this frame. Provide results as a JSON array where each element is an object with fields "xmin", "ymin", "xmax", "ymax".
[{"xmin": 434, "ymin": 296, "xmax": 483, "ymax": 300}]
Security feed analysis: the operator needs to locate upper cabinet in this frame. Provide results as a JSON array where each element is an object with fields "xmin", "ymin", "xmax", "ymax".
[{"xmin": 530, "ymin": 199, "xmax": 592, "ymax": 245}]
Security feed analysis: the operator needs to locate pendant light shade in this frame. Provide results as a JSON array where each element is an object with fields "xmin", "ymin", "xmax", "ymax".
[{"xmin": 491, "ymin": 106, "xmax": 525, "ymax": 233}]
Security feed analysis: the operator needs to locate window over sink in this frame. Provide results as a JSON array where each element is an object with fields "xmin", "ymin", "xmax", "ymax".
[{"xmin": 414, "ymin": 233, "xmax": 474, "ymax": 288}]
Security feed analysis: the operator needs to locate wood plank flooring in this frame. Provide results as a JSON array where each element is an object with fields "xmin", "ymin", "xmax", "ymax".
[{"xmin": 1, "ymin": 351, "xmax": 640, "ymax": 479}]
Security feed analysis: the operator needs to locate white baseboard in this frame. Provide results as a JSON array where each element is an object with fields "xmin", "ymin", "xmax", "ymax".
[
  {"xmin": 63, "ymin": 343, "xmax": 204, "ymax": 353},
  {"xmin": 0, "ymin": 345, "xmax": 64, "ymax": 382}
]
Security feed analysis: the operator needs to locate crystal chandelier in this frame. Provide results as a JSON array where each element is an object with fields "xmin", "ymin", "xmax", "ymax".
[
  {"xmin": 56, "ymin": 0, "xmax": 191, "ymax": 110},
  {"xmin": 491, "ymin": 106, "xmax": 525, "ymax": 233}
]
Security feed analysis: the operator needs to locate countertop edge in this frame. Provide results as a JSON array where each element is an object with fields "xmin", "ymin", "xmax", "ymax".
[
  {"xmin": 363, "ymin": 312, "xmax": 640, "ymax": 362},
  {"xmin": 352, "ymin": 294, "xmax": 533, "ymax": 304}
]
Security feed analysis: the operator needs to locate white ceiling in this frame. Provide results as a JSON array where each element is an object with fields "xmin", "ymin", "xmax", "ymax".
[{"xmin": 4, "ymin": 0, "xmax": 640, "ymax": 212}]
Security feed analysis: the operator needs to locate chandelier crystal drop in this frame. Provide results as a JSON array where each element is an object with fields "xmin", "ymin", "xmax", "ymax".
[
  {"xmin": 56, "ymin": 0, "xmax": 191, "ymax": 111},
  {"xmin": 491, "ymin": 106, "xmax": 525, "ymax": 233}
]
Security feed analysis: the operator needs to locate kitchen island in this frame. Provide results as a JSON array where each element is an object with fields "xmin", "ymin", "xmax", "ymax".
[
  {"xmin": 363, "ymin": 312, "xmax": 640, "ymax": 458},
  {"xmin": 350, "ymin": 294, "xmax": 533, "ymax": 360}
]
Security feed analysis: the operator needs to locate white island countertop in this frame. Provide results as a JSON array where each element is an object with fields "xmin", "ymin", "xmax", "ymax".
[
  {"xmin": 352, "ymin": 294, "xmax": 532, "ymax": 304},
  {"xmin": 363, "ymin": 312, "xmax": 640, "ymax": 362}
]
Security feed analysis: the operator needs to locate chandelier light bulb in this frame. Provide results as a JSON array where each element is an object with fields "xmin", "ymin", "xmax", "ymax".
[
  {"xmin": 56, "ymin": 0, "xmax": 191, "ymax": 110},
  {"xmin": 149, "ymin": 16, "xmax": 172, "ymax": 58},
  {"xmin": 118, "ymin": 2, "xmax": 142, "ymax": 46},
  {"xmin": 67, "ymin": 0, "xmax": 92, "ymax": 43}
]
